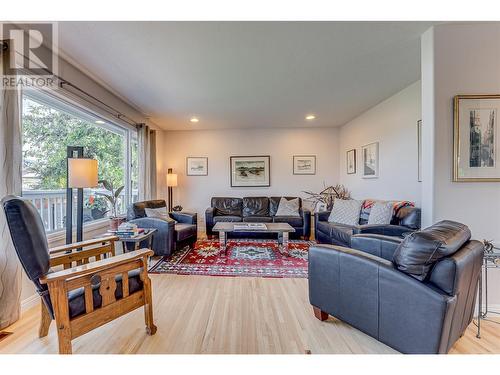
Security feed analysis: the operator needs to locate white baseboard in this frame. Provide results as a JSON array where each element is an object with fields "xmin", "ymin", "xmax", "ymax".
[{"xmin": 21, "ymin": 294, "xmax": 40, "ymax": 315}]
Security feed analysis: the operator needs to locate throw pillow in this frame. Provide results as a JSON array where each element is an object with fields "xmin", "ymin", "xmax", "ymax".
[
  {"xmin": 145, "ymin": 207, "xmax": 175, "ymax": 223},
  {"xmin": 327, "ymin": 199, "xmax": 362, "ymax": 226},
  {"xmin": 275, "ymin": 197, "xmax": 301, "ymax": 217},
  {"xmin": 392, "ymin": 220, "xmax": 471, "ymax": 281},
  {"xmin": 367, "ymin": 201, "xmax": 393, "ymax": 225}
]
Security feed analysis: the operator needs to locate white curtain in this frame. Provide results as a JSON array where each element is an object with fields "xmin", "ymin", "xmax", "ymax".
[
  {"xmin": 138, "ymin": 124, "xmax": 157, "ymax": 201},
  {"xmin": 0, "ymin": 40, "xmax": 23, "ymax": 329}
]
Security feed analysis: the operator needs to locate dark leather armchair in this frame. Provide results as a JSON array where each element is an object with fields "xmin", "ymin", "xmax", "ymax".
[
  {"xmin": 205, "ymin": 196, "xmax": 311, "ymax": 240},
  {"xmin": 314, "ymin": 205, "xmax": 421, "ymax": 247},
  {"xmin": 127, "ymin": 199, "xmax": 197, "ymax": 256},
  {"xmin": 2, "ymin": 196, "xmax": 157, "ymax": 354},
  {"xmin": 308, "ymin": 220, "xmax": 483, "ymax": 354}
]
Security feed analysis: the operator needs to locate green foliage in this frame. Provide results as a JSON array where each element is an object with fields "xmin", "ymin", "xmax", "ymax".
[
  {"xmin": 22, "ymin": 98, "xmax": 125, "ymax": 190},
  {"xmin": 96, "ymin": 179, "xmax": 125, "ymax": 217}
]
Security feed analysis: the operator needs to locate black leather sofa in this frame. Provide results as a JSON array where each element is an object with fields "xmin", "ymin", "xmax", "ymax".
[
  {"xmin": 315, "ymin": 203, "xmax": 421, "ymax": 247},
  {"xmin": 308, "ymin": 220, "xmax": 483, "ymax": 354},
  {"xmin": 205, "ymin": 196, "xmax": 311, "ymax": 240},
  {"xmin": 127, "ymin": 199, "xmax": 197, "ymax": 256}
]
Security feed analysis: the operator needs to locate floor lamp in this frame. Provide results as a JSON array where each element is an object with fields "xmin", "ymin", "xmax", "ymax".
[
  {"xmin": 66, "ymin": 146, "xmax": 98, "ymax": 244},
  {"xmin": 166, "ymin": 168, "xmax": 178, "ymax": 212}
]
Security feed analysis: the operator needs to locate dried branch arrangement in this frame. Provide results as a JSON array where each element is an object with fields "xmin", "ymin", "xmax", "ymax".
[{"xmin": 303, "ymin": 184, "xmax": 351, "ymax": 211}]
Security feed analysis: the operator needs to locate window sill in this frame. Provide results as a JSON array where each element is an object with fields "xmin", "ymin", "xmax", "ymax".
[{"xmin": 46, "ymin": 218, "xmax": 111, "ymax": 245}]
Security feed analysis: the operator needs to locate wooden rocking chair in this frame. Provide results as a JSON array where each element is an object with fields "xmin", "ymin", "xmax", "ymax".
[{"xmin": 2, "ymin": 196, "xmax": 157, "ymax": 354}]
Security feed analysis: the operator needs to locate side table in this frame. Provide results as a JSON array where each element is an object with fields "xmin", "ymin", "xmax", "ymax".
[
  {"xmin": 119, "ymin": 228, "xmax": 157, "ymax": 252},
  {"xmin": 476, "ymin": 240, "xmax": 500, "ymax": 338}
]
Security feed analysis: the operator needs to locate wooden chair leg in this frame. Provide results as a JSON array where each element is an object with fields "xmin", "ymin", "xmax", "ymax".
[
  {"xmin": 39, "ymin": 301, "xmax": 52, "ymax": 338},
  {"xmin": 313, "ymin": 306, "xmax": 329, "ymax": 321},
  {"xmin": 143, "ymin": 277, "xmax": 157, "ymax": 335},
  {"xmin": 50, "ymin": 280, "xmax": 73, "ymax": 354}
]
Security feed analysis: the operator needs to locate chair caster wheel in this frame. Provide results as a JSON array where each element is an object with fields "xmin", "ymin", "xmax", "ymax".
[{"xmin": 146, "ymin": 325, "xmax": 157, "ymax": 335}]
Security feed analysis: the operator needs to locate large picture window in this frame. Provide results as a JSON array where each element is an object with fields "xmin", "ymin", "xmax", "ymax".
[{"xmin": 22, "ymin": 92, "xmax": 139, "ymax": 233}]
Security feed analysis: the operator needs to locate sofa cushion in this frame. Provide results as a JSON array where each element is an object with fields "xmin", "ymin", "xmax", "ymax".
[
  {"xmin": 175, "ymin": 223, "xmax": 197, "ymax": 242},
  {"xmin": 242, "ymin": 197, "xmax": 269, "ymax": 217},
  {"xmin": 367, "ymin": 201, "xmax": 393, "ymax": 225},
  {"xmin": 316, "ymin": 221, "xmax": 354, "ymax": 247},
  {"xmin": 211, "ymin": 197, "xmax": 243, "ymax": 216},
  {"xmin": 129, "ymin": 199, "xmax": 167, "ymax": 219},
  {"xmin": 68, "ymin": 269, "xmax": 143, "ymax": 319},
  {"xmin": 273, "ymin": 215, "xmax": 303, "ymax": 227},
  {"xmin": 328, "ymin": 199, "xmax": 362, "ymax": 226},
  {"xmin": 275, "ymin": 197, "xmax": 301, "ymax": 217},
  {"xmin": 243, "ymin": 216, "xmax": 273, "ymax": 223},
  {"xmin": 213, "ymin": 215, "xmax": 242, "ymax": 223},
  {"xmin": 393, "ymin": 220, "xmax": 471, "ymax": 281},
  {"xmin": 269, "ymin": 196, "xmax": 301, "ymax": 216}
]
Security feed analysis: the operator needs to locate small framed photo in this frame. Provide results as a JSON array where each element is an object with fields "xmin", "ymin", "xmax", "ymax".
[
  {"xmin": 186, "ymin": 157, "xmax": 208, "ymax": 176},
  {"xmin": 362, "ymin": 142, "xmax": 379, "ymax": 178},
  {"xmin": 453, "ymin": 95, "xmax": 500, "ymax": 181},
  {"xmin": 346, "ymin": 149, "xmax": 356, "ymax": 174},
  {"xmin": 293, "ymin": 155, "xmax": 316, "ymax": 175}
]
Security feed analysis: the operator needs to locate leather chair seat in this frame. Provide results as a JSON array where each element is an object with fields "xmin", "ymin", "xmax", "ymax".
[
  {"xmin": 175, "ymin": 223, "xmax": 197, "ymax": 242},
  {"xmin": 316, "ymin": 221, "xmax": 354, "ymax": 246},
  {"xmin": 67, "ymin": 269, "xmax": 143, "ymax": 319},
  {"xmin": 242, "ymin": 216, "xmax": 273, "ymax": 223},
  {"xmin": 273, "ymin": 215, "xmax": 303, "ymax": 227},
  {"xmin": 213, "ymin": 215, "xmax": 242, "ymax": 223}
]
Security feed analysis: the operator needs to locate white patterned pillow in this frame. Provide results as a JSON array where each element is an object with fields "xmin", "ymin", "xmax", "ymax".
[
  {"xmin": 328, "ymin": 199, "xmax": 362, "ymax": 226},
  {"xmin": 275, "ymin": 197, "xmax": 301, "ymax": 217},
  {"xmin": 145, "ymin": 207, "xmax": 175, "ymax": 223},
  {"xmin": 367, "ymin": 201, "xmax": 393, "ymax": 225}
]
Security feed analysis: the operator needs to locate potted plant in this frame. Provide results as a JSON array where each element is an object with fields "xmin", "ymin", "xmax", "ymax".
[
  {"xmin": 84, "ymin": 195, "xmax": 109, "ymax": 220},
  {"xmin": 96, "ymin": 179, "xmax": 125, "ymax": 230}
]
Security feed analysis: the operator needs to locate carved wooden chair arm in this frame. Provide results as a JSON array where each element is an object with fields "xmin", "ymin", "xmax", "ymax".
[
  {"xmin": 49, "ymin": 236, "xmax": 119, "ymax": 269},
  {"xmin": 41, "ymin": 248, "xmax": 153, "ymax": 284}
]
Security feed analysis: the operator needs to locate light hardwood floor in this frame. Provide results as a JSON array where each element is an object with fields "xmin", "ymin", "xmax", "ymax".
[{"xmin": 0, "ymin": 274, "xmax": 499, "ymax": 354}]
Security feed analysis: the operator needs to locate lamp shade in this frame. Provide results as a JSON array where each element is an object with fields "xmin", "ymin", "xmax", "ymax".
[
  {"xmin": 166, "ymin": 173, "xmax": 178, "ymax": 187},
  {"xmin": 68, "ymin": 158, "xmax": 99, "ymax": 188}
]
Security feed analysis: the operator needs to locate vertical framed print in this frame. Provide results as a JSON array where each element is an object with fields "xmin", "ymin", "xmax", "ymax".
[
  {"xmin": 186, "ymin": 157, "xmax": 208, "ymax": 176},
  {"xmin": 346, "ymin": 149, "xmax": 356, "ymax": 174},
  {"xmin": 454, "ymin": 95, "xmax": 500, "ymax": 181},
  {"xmin": 362, "ymin": 142, "xmax": 379, "ymax": 178},
  {"xmin": 293, "ymin": 155, "xmax": 316, "ymax": 175}
]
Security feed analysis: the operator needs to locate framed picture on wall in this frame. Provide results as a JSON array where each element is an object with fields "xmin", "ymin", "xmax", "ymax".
[
  {"xmin": 362, "ymin": 142, "xmax": 379, "ymax": 178},
  {"xmin": 417, "ymin": 120, "xmax": 422, "ymax": 182},
  {"xmin": 346, "ymin": 149, "xmax": 356, "ymax": 174},
  {"xmin": 230, "ymin": 155, "xmax": 270, "ymax": 187},
  {"xmin": 186, "ymin": 157, "xmax": 208, "ymax": 176},
  {"xmin": 453, "ymin": 94, "xmax": 500, "ymax": 182},
  {"xmin": 293, "ymin": 155, "xmax": 316, "ymax": 175}
]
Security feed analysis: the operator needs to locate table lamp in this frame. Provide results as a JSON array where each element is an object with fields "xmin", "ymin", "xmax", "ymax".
[
  {"xmin": 166, "ymin": 168, "xmax": 178, "ymax": 212},
  {"xmin": 66, "ymin": 146, "xmax": 99, "ymax": 244}
]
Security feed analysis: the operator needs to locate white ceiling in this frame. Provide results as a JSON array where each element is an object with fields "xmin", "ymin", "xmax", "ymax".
[{"xmin": 58, "ymin": 22, "xmax": 435, "ymax": 130}]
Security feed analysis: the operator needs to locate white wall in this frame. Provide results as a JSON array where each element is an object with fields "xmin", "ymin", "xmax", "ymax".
[
  {"xmin": 338, "ymin": 81, "xmax": 422, "ymax": 205},
  {"xmin": 160, "ymin": 127, "xmax": 340, "ymax": 230},
  {"xmin": 421, "ymin": 23, "xmax": 500, "ymax": 305}
]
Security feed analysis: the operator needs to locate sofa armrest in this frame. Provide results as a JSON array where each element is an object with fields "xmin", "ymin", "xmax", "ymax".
[
  {"xmin": 301, "ymin": 208, "xmax": 311, "ymax": 239},
  {"xmin": 170, "ymin": 211, "xmax": 197, "ymax": 225},
  {"xmin": 308, "ymin": 244, "xmax": 456, "ymax": 354},
  {"xmin": 314, "ymin": 211, "xmax": 331, "ymax": 223},
  {"xmin": 351, "ymin": 234, "xmax": 402, "ymax": 261},
  {"xmin": 205, "ymin": 207, "xmax": 216, "ymax": 236},
  {"xmin": 354, "ymin": 224, "xmax": 412, "ymax": 237},
  {"xmin": 128, "ymin": 217, "xmax": 174, "ymax": 256}
]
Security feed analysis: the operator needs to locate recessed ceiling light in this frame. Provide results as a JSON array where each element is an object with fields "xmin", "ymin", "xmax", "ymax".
[
  {"xmin": 305, "ymin": 114, "xmax": 316, "ymax": 121},
  {"xmin": 95, "ymin": 120, "xmax": 105, "ymax": 124},
  {"xmin": 190, "ymin": 117, "xmax": 199, "ymax": 123}
]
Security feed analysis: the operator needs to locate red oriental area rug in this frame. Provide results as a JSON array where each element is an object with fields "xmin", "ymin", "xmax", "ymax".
[{"xmin": 149, "ymin": 239, "xmax": 314, "ymax": 278}]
